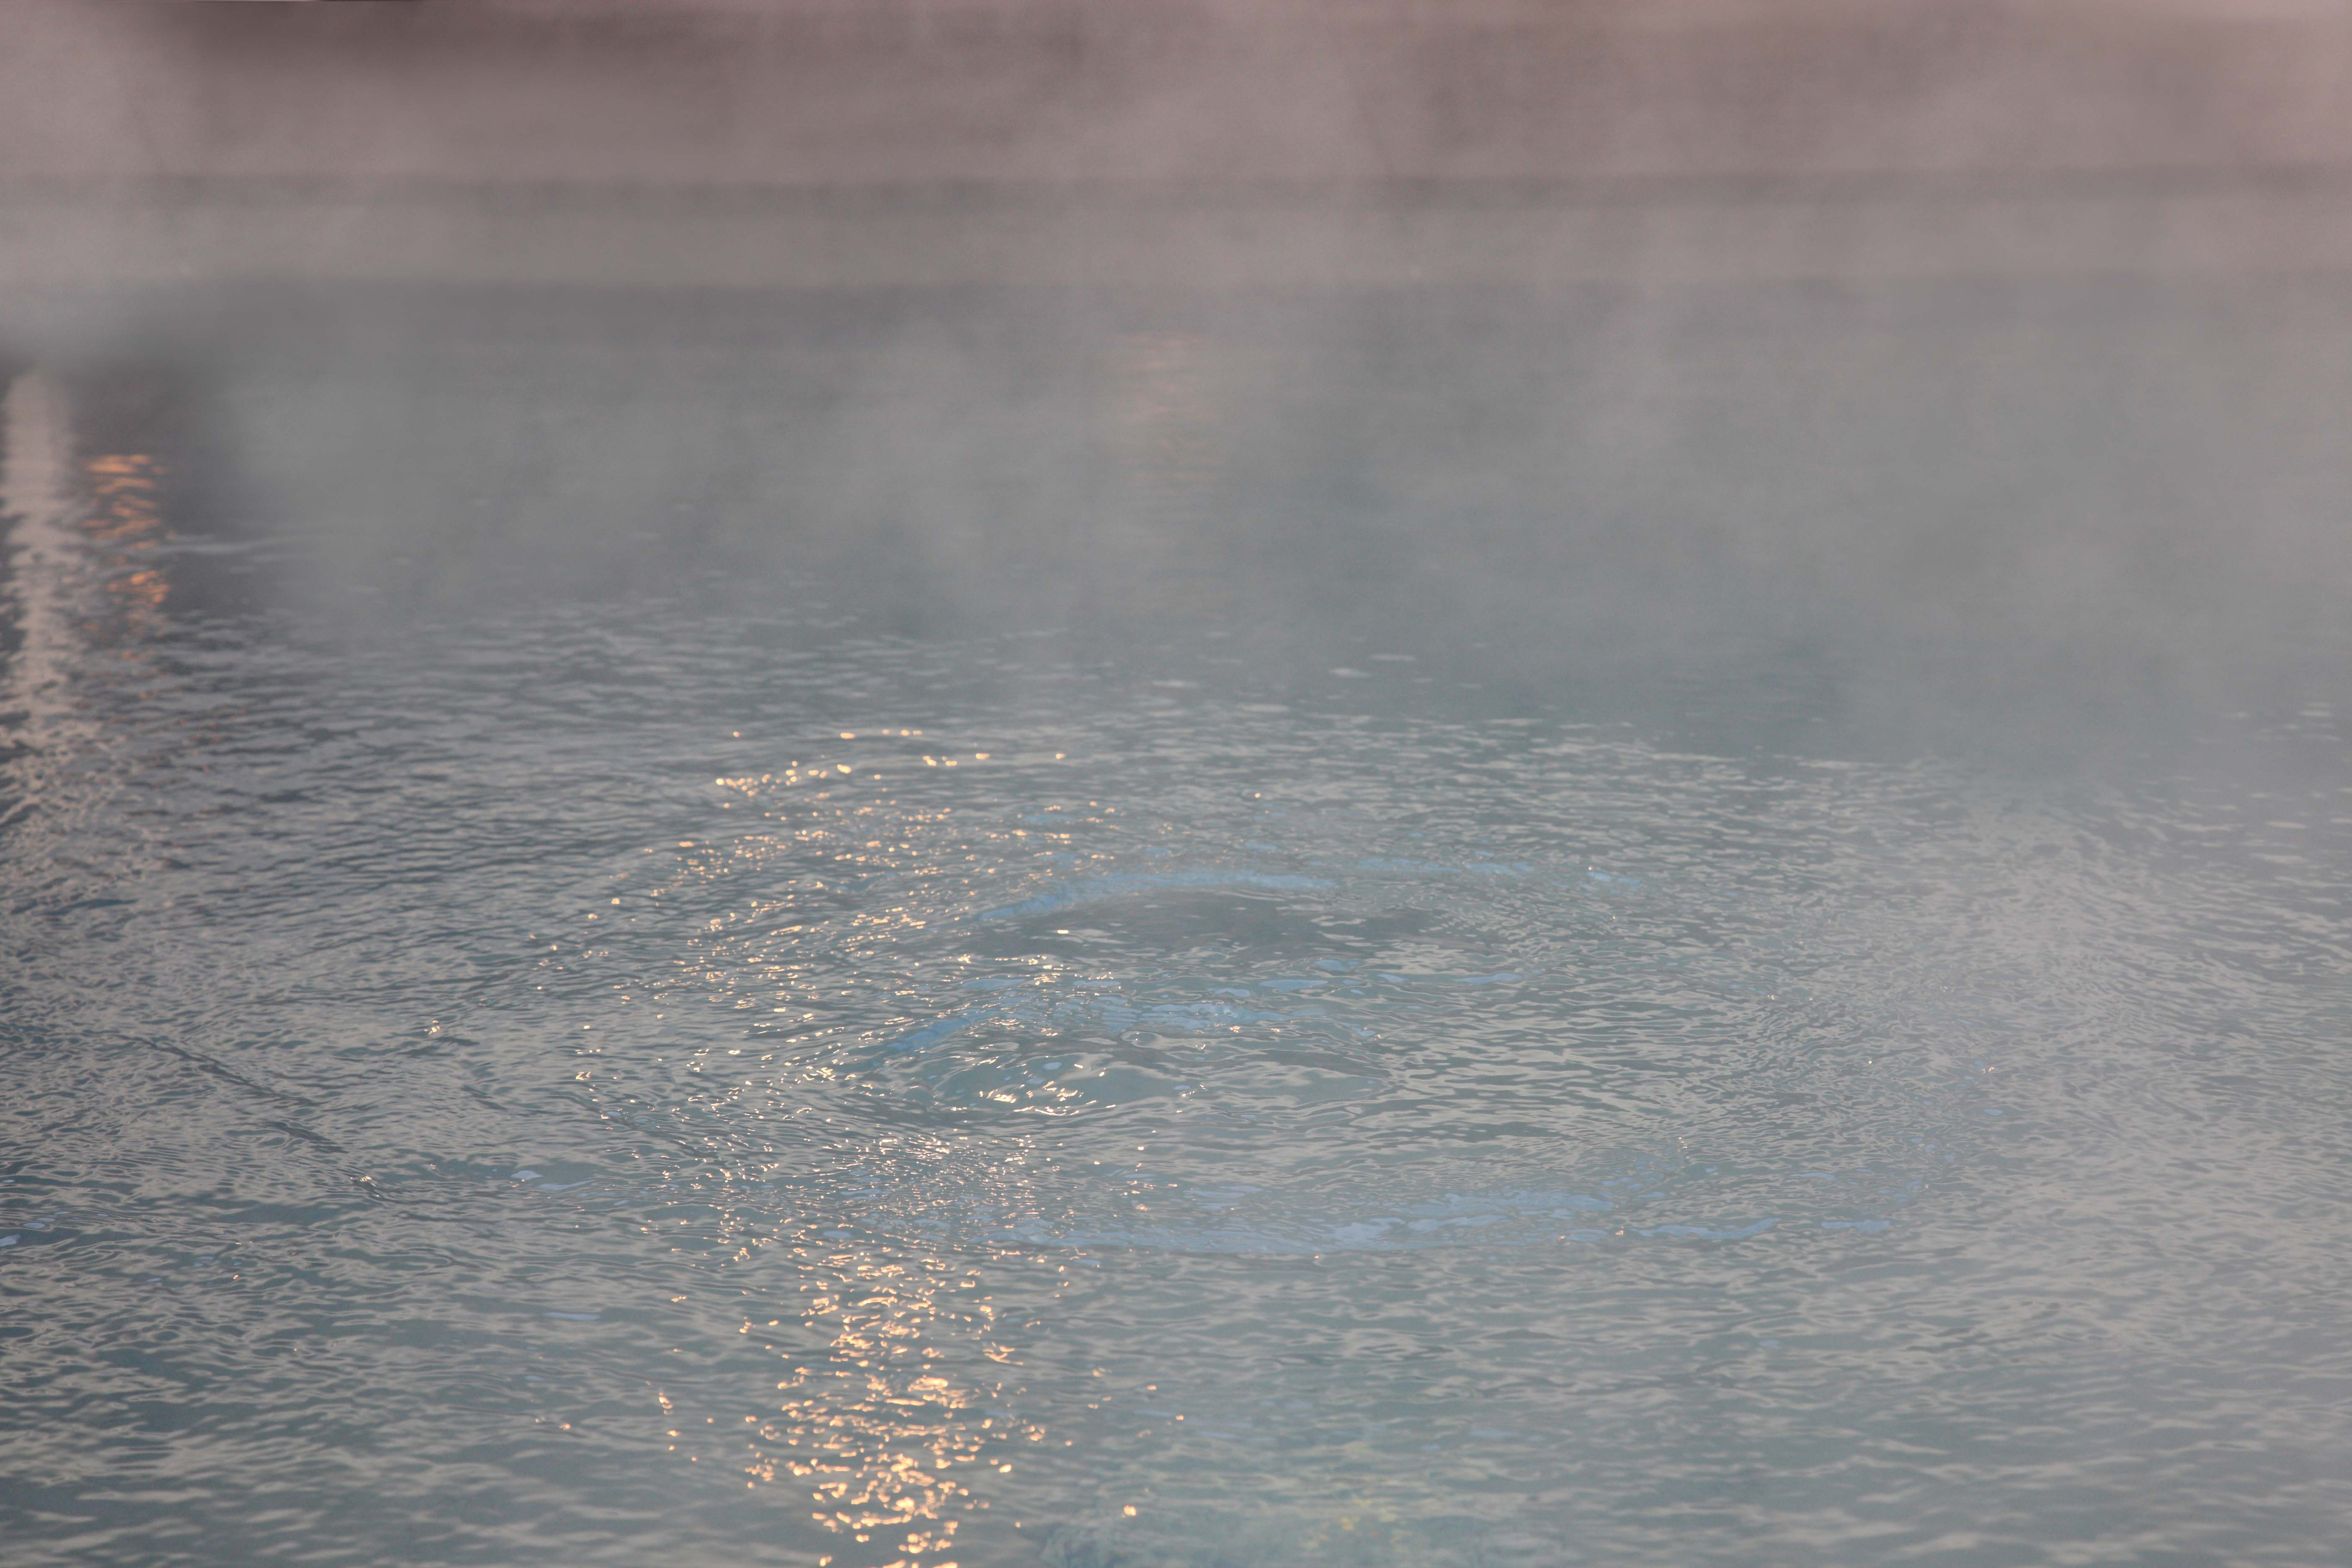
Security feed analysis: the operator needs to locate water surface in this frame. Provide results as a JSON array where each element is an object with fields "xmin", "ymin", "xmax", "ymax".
[{"xmin": 4, "ymin": 284, "xmax": 2351, "ymax": 1566}]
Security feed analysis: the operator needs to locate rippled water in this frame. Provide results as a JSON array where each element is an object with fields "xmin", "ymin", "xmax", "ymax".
[{"xmin": 5, "ymin": 287, "xmax": 2352, "ymax": 1566}]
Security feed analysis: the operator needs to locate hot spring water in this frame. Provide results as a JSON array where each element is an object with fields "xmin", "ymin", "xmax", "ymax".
[{"xmin": 4, "ymin": 288, "xmax": 2351, "ymax": 1566}]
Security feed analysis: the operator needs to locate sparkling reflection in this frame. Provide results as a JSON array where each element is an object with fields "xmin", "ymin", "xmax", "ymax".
[
  {"xmin": 748, "ymin": 1248, "xmax": 1040, "ymax": 1562},
  {"xmin": 1, "ymin": 371, "xmax": 88, "ymax": 744},
  {"xmin": 0, "ymin": 372, "xmax": 178, "ymax": 758},
  {"xmin": 80, "ymin": 450, "xmax": 172, "ymax": 637}
]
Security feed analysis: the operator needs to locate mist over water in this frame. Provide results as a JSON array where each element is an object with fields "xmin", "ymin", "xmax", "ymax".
[
  {"xmin": 8, "ymin": 5, "xmax": 2352, "ymax": 1566},
  {"xmin": 3, "ymin": 273, "xmax": 2350, "ymax": 1568},
  {"xmin": 72, "ymin": 277, "xmax": 2352, "ymax": 751}
]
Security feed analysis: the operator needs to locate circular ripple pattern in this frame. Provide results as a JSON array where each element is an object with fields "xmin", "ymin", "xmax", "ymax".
[
  {"xmin": 8, "ymin": 287, "xmax": 2352, "ymax": 1568},
  {"xmin": 5, "ymin": 567, "xmax": 2351, "ymax": 1568}
]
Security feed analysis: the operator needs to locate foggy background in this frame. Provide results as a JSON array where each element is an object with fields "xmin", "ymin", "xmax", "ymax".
[
  {"xmin": 3, "ymin": 0, "xmax": 2349, "ymax": 763},
  {"xmin": 8, "ymin": 9, "xmax": 2352, "ymax": 1567}
]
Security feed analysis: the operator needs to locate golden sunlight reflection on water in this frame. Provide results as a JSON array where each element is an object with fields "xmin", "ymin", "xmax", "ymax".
[
  {"xmin": 737, "ymin": 1248, "xmax": 1042, "ymax": 1563},
  {"xmin": 82, "ymin": 451, "xmax": 171, "ymax": 634},
  {"xmin": 1, "ymin": 373, "xmax": 179, "ymax": 810}
]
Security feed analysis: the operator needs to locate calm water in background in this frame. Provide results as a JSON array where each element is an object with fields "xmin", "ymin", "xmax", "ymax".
[{"xmin": 4, "ymin": 284, "xmax": 2352, "ymax": 1566}]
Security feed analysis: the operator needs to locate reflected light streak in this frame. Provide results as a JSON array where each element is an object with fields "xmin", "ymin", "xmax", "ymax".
[
  {"xmin": 0, "ymin": 371, "xmax": 90, "ymax": 746},
  {"xmin": 81, "ymin": 451, "xmax": 171, "ymax": 637},
  {"xmin": 750, "ymin": 1249, "xmax": 1042, "ymax": 1563},
  {"xmin": 0, "ymin": 375, "xmax": 178, "ymax": 770}
]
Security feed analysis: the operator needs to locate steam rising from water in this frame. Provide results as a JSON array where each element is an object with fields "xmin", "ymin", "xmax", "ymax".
[
  {"xmin": 118, "ymin": 279, "xmax": 2352, "ymax": 779},
  {"xmin": 5, "ymin": 348, "xmax": 2351, "ymax": 1565},
  {"xmin": 8, "ymin": 5, "xmax": 2352, "ymax": 1565}
]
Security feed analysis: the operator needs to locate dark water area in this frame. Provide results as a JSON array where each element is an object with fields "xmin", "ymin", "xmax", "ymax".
[{"xmin": 3, "ymin": 280, "xmax": 2351, "ymax": 1566}]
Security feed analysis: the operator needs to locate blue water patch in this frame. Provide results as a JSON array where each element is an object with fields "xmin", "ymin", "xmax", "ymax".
[
  {"xmin": 1635, "ymin": 1218, "xmax": 1778, "ymax": 1240},
  {"xmin": 874, "ymin": 986, "xmax": 1306, "ymax": 1057},
  {"xmin": 979, "ymin": 870, "xmax": 1336, "ymax": 920},
  {"xmin": 1356, "ymin": 857, "xmax": 1532, "ymax": 877},
  {"xmin": 952, "ymin": 1186, "xmax": 1634, "ymax": 1256}
]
